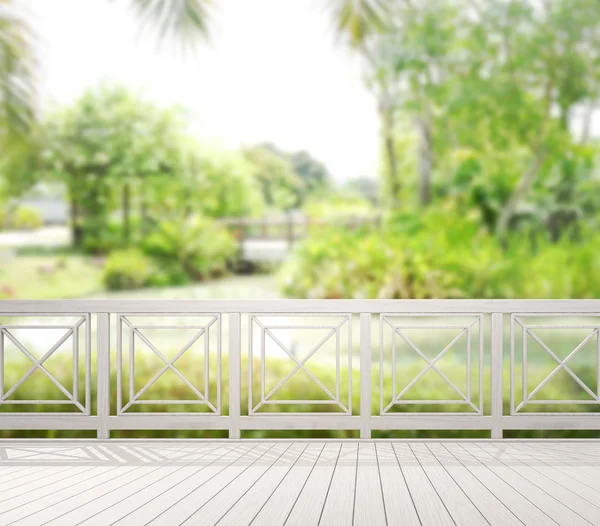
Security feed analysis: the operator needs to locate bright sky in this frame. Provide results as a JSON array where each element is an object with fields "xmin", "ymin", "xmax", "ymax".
[{"xmin": 23, "ymin": 0, "xmax": 381, "ymax": 183}]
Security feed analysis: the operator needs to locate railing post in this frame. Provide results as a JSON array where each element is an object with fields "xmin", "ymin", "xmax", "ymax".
[
  {"xmin": 229, "ymin": 313, "xmax": 241, "ymax": 439},
  {"xmin": 491, "ymin": 313, "xmax": 503, "ymax": 439},
  {"xmin": 360, "ymin": 313, "xmax": 372, "ymax": 439},
  {"xmin": 97, "ymin": 313, "xmax": 110, "ymax": 440}
]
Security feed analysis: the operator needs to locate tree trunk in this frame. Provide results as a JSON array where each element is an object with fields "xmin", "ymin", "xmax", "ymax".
[
  {"xmin": 140, "ymin": 198, "xmax": 148, "ymax": 236},
  {"xmin": 580, "ymin": 99, "xmax": 595, "ymax": 145},
  {"xmin": 381, "ymin": 106, "xmax": 401, "ymax": 208},
  {"xmin": 497, "ymin": 152, "xmax": 546, "ymax": 242},
  {"xmin": 122, "ymin": 182, "xmax": 130, "ymax": 243},
  {"xmin": 417, "ymin": 110, "xmax": 433, "ymax": 206},
  {"xmin": 69, "ymin": 192, "xmax": 83, "ymax": 248}
]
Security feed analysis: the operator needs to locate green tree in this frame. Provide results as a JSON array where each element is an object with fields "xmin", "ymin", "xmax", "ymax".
[
  {"xmin": 244, "ymin": 146, "xmax": 304, "ymax": 210},
  {"xmin": 259, "ymin": 143, "xmax": 331, "ymax": 203},
  {"xmin": 32, "ymin": 85, "xmax": 187, "ymax": 249},
  {"xmin": 150, "ymin": 142, "xmax": 265, "ymax": 220},
  {"xmin": 0, "ymin": 0, "xmax": 211, "ymax": 156},
  {"xmin": 345, "ymin": 0, "xmax": 600, "ymax": 237}
]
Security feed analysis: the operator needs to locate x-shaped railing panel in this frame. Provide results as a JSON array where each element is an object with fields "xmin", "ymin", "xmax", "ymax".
[
  {"xmin": 0, "ymin": 316, "xmax": 89, "ymax": 413},
  {"xmin": 380, "ymin": 315, "xmax": 482, "ymax": 415},
  {"xmin": 249, "ymin": 314, "xmax": 352, "ymax": 415},
  {"xmin": 512, "ymin": 315, "xmax": 600, "ymax": 413},
  {"xmin": 117, "ymin": 315, "xmax": 220, "ymax": 415}
]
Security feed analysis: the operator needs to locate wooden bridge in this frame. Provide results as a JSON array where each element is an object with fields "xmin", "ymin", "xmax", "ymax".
[{"xmin": 218, "ymin": 214, "xmax": 381, "ymax": 262}]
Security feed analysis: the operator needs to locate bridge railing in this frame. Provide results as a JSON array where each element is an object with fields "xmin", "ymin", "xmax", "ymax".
[
  {"xmin": 1, "ymin": 300, "xmax": 599, "ymax": 439},
  {"xmin": 218, "ymin": 214, "xmax": 381, "ymax": 243}
]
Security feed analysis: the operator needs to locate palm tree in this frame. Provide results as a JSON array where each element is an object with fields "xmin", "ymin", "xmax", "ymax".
[
  {"xmin": 329, "ymin": 0, "xmax": 390, "ymax": 48},
  {"xmin": 0, "ymin": 0, "xmax": 211, "ymax": 150},
  {"xmin": 328, "ymin": 0, "xmax": 403, "ymax": 207},
  {"xmin": 0, "ymin": 0, "xmax": 36, "ymax": 150}
]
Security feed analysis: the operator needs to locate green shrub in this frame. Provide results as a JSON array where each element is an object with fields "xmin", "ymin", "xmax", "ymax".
[
  {"xmin": 102, "ymin": 248, "xmax": 153, "ymax": 290},
  {"xmin": 280, "ymin": 211, "xmax": 600, "ymax": 300},
  {"xmin": 12, "ymin": 206, "xmax": 43, "ymax": 230},
  {"xmin": 142, "ymin": 215, "xmax": 237, "ymax": 281},
  {"xmin": 82, "ymin": 220, "xmax": 128, "ymax": 254}
]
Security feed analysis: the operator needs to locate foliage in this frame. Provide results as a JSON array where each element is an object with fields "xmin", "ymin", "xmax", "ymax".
[
  {"xmin": 151, "ymin": 144, "xmax": 265, "ymax": 220},
  {"xmin": 0, "ymin": 0, "xmax": 211, "ymax": 159},
  {"xmin": 257, "ymin": 143, "xmax": 332, "ymax": 204},
  {"xmin": 141, "ymin": 215, "xmax": 237, "ymax": 281},
  {"xmin": 280, "ymin": 211, "xmax": 600, "ymax": 300},
  {"xmin": 243, "ymin": 146, "xmax": 304, "ymax": 210},
  {"xmin": 11, "ymin": 205, "xmax": 42, "ymax": 230},
  {"xmin": 24, "ymin": 84, "xmax": 190, "ymax": 249},
  {"xmin": 343, "ymin": 176, "xmax": 380, "ymax": 205},
  {"xmin": 0, "ymin": 0, "xmax": 36, "ymax": 150},
  {"xmin": 334, "ymin": 0, "xmax": 600, "ymax": 237},
  {"xmin": 102, "ymin": 248, "xmax": 154, "ymax": 291},
  {"xmin": 303, "ymin": 193, "xmax": 374, "ymax": 219},
  {"xmin": 126, "ymin": 0, "xmax": 212, "ymax": 50}
]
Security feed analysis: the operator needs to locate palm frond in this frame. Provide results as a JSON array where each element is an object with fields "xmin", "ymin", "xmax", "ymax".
[
  {"xmin": 329, "ymin": 0, "xmax": 391, "ymax": 47},
  {"xmin": 126, "ymin": 0, "xmax": 212, "ymax": 50},
  {"xmin": 0, "ymin": 0, "xmax": 37, "ymax": 148}
]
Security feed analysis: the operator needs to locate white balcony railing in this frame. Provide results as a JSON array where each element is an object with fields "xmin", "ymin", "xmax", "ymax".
[{"xmin": 1, "ymin": 299, "xmax": 599, "ymax": 439}]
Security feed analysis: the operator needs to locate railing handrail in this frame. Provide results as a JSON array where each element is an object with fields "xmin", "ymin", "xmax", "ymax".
[{"xmin": 1, "ymin": 299, "xmax": 599, "ymax": 314}]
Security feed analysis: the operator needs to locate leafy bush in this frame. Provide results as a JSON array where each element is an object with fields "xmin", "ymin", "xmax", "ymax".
[
  {"xmin": 142, "ymin": 215, "xmax": 237, "ymax": 281},
  {"xmin": 280, "ymin": 210, "xmax": 600, "ymax": 300},
  {"xmin": 11, "ymin": 206, "xmax": 43, "ymax": 230},
  {"xmin": 102, "ymin": 249, "xmax": 153, "ymax": 290},
  {"xmin": 81, "ymin": 220, "xmax": 131, "ymax": 254}
]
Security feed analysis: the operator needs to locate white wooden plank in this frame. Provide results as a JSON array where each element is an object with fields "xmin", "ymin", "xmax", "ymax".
[
  {"xmin": 410, "ymin": 442, "xmax": 487, "ymax": 525},
  {"xmin": 0, "ymin": 466, "xmax": 138, "ymax": 524},
  {"xmin": 360, "ymin": 313, "xmax": 371, "ymax": 439},
  {"xmin": 461, "ymin": 443, "xmax": 589, "ymax": 526},
  {"xmin": 180, "ymin": 443, "xmax": 292, "ymax": 525},
  {"xmin": 284, "ymin": 443, "xmax": 341, "ymax": 526},
  {"xmin": 0, "ymin": 466, "xmax": 64, "ymax": 493},
  {"xmin": 47, "ymin": 444, "xmax": 237, "ymax": 525},
  {"xmin": 0, "ymin": 465, "xmax": 94, "ymax": 502},
  {"xmin": 478, "ymin": 443, "xmax": 600, "ymax": 526},
  {"xmin": 318, "ymin": 442, "xmax": 358, "ymax": 526},
  {"xmin": 217, "ymin": 442, "xmax": 307, "ymax": 526},
  {"xmin": 427, "ymin": 443, "xmax": 532, "ymax": 526},
  {"xmin": 250, "ymin": 442, "xmax": 325, "ymax": 526},
  {"xmin": 229, "ymin": 312, "xmax": 241, "ymax": 439},
  {"xmin": 0, "ymin": 466, "xmax": 34, "ymax": 478},
  {"xmin": 145, "ymin": 443, "xmax": 277, "ymax": 525},
  {"xmin": 3, "ymin": 298, "xmax": 599, "ymax": 314},
  {"xmin": 392, "ymin": 443, "xmax": 454, "ymax": 525},
  {"xmin": 353, "ymin": 442, "xmax": 386, "ymax": 526},
  {"xmin": 491, "ymin": 312, "xmax": 503, "ymax": 438},
  {"xmin": 445, "ymin": 442, "xmax": 558, "ymax": 525},
  {"xmin": 96, "ymin": 312, "xmax": 110, "ymax": 439},
  {"xmin": 506, "ymin": 443, "xmax": 600, "ymax": 500},
  {"xmin": 0, "ymin": 466, "xmax": 112, "ymax": 514},
  {"xmin": 112, "ymin": 442, "xmax": 259, "ymax": 526},
  {"xmin": 2, "ymin": 441, "xmax": 199, "ymax": 524},
  {"xmin": 375, "ymin": 443, "xmax": 420, "ymax": 526}
]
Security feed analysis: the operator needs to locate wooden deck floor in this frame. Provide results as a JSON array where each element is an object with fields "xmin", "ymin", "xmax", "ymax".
[{"xmin": 1, "ymin": 441, "xmax": 600, "ymax": 525}]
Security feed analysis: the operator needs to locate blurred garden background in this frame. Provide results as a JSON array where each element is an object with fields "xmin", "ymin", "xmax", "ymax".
[{"xmin": 1, "ymin": 0, "xmax": 600, "ymax": 437}]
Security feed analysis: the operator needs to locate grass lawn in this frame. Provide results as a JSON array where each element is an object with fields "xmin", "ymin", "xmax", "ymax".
[{"xmin": 0, "ymin": 255, "xmax": 104, "ymax": 299}]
